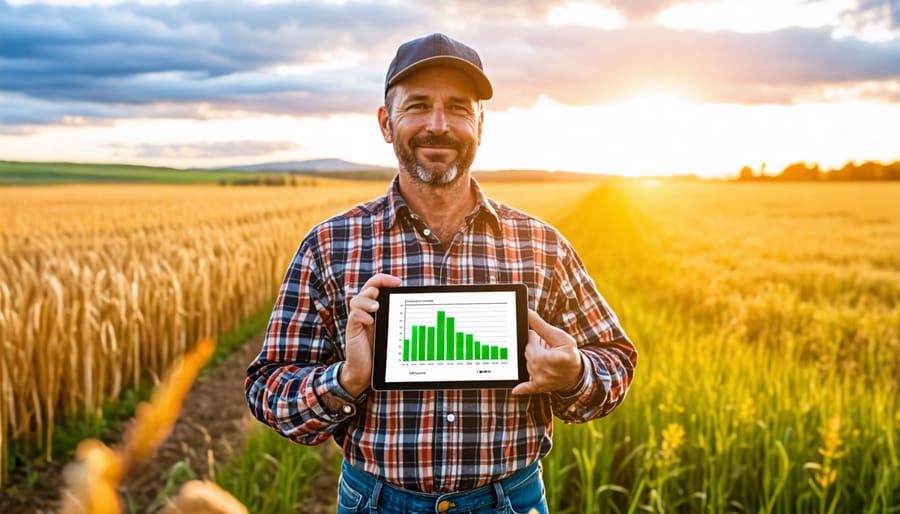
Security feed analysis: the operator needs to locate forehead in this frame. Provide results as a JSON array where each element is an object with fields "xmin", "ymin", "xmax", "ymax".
[{"xmin": 392, "ymin": 66, "xmax": 479, "ymax": 102}]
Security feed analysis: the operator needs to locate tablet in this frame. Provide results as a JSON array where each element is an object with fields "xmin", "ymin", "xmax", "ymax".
[{"xmin": 372, "ymin": 284, "xmax": 529, "ymax": 391}]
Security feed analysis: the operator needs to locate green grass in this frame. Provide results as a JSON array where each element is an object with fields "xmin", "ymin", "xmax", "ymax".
[
  {"xmin": 542, "ymin": 181, "xmax": 900, "ymax": 513},
  {"xmin": 214, "ymin": 429, "xmax": 341, "ymax": 514},
  {"xmin": 0, "ymin": 160, "xmax": 284, "ymax": 185}
]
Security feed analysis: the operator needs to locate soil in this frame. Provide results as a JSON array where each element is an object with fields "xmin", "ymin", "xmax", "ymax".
[{"xmin": 0, "ymin": 336, "xmax": 339, "ymax": 514}]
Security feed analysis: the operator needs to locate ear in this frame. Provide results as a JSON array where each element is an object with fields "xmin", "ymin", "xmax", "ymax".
[{"xmin": 378, "ymin": 106, "xmax": 393, "ymax": 143}]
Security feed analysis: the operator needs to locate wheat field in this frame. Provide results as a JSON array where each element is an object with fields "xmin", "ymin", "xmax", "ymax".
[
  {"xmin": 2, "ymin": 179, "xmax": 898, "ymax": 513},
  {"xmin": 0, "ymin": 181, "xmax": 385, "ymax": 483}
]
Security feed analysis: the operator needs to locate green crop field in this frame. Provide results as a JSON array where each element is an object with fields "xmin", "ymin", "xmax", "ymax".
[
  {"xmin": 0, "ymin": 160, "xmax": 279, "ymax": 185},
  {"xmin": 538, "ymin": 181, "xmax": 900, "ymax": 513}
]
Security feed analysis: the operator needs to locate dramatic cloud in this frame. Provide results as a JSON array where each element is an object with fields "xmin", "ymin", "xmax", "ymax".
[
  {"xmin": 475, "ymin": 23, "xmax": 900, "ymax": 107},
  {"xmin": 1, "ymin": 0, "xmax": 900, "ymax": 132}
]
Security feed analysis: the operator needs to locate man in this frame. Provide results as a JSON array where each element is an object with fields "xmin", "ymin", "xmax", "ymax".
[{"xmin": 245, "ymin": 33, "xmax": 637, "ymax": 514}]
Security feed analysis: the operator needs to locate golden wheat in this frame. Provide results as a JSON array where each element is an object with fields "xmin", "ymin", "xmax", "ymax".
[{"xmin": 0, "ymin": 182, "xmax": 385, "ymax": 485}]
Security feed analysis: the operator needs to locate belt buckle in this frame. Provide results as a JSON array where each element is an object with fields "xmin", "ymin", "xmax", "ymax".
[{"xmin": 437, "ymin": 499, "xmax": 456, "ymax": 513}]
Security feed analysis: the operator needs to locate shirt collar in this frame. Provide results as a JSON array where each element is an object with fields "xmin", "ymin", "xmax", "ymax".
[{"xmin": 385, "ymin": 174, "xmax": 502, "ymax": 235}]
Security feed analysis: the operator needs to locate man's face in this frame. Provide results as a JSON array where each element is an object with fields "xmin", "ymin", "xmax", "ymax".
[{"xmin": 380, "ymin": 67, "xmax": 483, "ymax": 187}]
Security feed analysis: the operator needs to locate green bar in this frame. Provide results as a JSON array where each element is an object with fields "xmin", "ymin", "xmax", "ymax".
[
  {"xmin": 500, "ymin": 347, "xmax": 508, "ymax": 360},
  {"xmin": 418, "ymin": 325, "xmax": 426, "ymax": 361},
  {"xmin": 490, "ymin": 345, "xmax": 498, "ymax": 360},
  {"xmin": 474, "ymin": 341, "xmax": 481, "ymax": 360},
  {"xmin": 437, "ymin": 311, "xmax": 445, "ymax": 360},
  {"xmin": 481, "ymin": 344, "xmax": 490, "ymax": 360},
  {"xmin": 465, "ymin": 334, "xmax": 474, "ymax": 360},
  {"xmin": 456, "ymin": 333, "xmax": 464, "ymax": 361},
  {"xmin": 411, "ymin": 327, "xmax": 418, "ymax": 361},
  {"xmin": 446, "ymin": 317, "xmax": 455, "ymax": 360},
  {"xmin": 427, "ymin": 326, "xmax": 435, "ymax": 361},
  {"xmin": 404, "ymin": 339, "xmax": 410, "ymax": 361}
]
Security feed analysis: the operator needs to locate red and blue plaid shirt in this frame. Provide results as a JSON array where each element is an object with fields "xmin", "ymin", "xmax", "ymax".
[{"xmin": 245, "ymin": 177, "xmax": 637, "ymax": 493}]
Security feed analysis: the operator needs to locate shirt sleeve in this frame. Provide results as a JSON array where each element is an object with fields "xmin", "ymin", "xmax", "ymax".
[
  {"xmin": 545, "ymin": 237, "xmax": 638, "ymax": 423},
  {"xmin": 244, "ymin": 233, "xmax": 361, "ymax": 445}
]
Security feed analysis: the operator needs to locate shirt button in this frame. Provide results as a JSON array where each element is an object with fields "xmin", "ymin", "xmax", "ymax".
[
  {"xmin": 423, "ymin": 228, "xmax": 432, "ymax": 236},
  {"xmin": 446, "ymin": 413, "xmax": 456, "ymax": 423}
]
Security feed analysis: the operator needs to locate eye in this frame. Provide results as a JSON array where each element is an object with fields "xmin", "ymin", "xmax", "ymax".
[{"xmin": 406, "ymin": 103, "xmax": 427, "ymax": 111}]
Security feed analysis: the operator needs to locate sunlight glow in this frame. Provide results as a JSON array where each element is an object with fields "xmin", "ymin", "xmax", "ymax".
[
  {"xmin": 547, "ymin": 2, "xmax": 625, "ymax": 29},
  {"xmin": 656, "ymin": 0, "xmax": 854, "ymax": 33}
]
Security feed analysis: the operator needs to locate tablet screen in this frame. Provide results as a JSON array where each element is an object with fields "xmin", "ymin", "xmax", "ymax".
[{"xmin": 372, "ymin": 284, "xmax": 528, "ymax": 391}]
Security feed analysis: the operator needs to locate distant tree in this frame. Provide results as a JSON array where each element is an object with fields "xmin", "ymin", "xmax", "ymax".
[
  {"xmin": 733, "ymin": 160, "xmax": 899, "ymax": 182},
  {"xmin": 779, "ymin": 162, "xmax": 821, "ymax": 181},
  {"xmin": 738, "ymin": 165, "xmax": 755, "ymax": 181}
]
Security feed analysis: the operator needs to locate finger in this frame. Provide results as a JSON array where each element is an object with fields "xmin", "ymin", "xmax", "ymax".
[
  {"xmin": 349, "ymin": 294, "xmax": 380, "ymax": 313},
  {"xmin": 363, "ymin": 273, "xmax": 402, "ymax": 290},
  {"xmin": 527, "ymin": 310, "xmax": 573, "ymax": 348},
  {"xmin": 512, "ymin": 378, "xmax": 546, "ymax": 396},
  {"xmin": 511, "ymin": 381, "xmax": 535, "ymax": 395},
  {"xmin": 347, "ymin": 308, "xmax": 376, "ymax": 327}
]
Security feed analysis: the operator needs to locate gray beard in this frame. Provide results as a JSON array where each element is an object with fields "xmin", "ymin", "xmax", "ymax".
[
  {"xmin": 390, "ymin": 126, "xmax": 473, "ymax": 188},
  {"xmin": 412, "ymin": 161, "xmax": 460, "ymax": 185}
]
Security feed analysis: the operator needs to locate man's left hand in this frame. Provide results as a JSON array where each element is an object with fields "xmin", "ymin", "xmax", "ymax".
[{"xmin": 511, "ymin": 310, "xmax": 584, "ymax": 396}]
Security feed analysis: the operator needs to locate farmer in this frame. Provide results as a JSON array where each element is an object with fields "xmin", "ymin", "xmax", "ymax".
[{"xmin": 245, "ymin": 33, "xmax": 637, "ymax": 514}]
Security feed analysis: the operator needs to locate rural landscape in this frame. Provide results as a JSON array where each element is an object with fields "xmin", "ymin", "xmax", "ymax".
[
  {"xmin": 1, "ymin": 161, "xmax": 897, "ymax": 513},
  {"xmin": 3, "ymin": 1, "xmax": 900, "ymax": 512}
]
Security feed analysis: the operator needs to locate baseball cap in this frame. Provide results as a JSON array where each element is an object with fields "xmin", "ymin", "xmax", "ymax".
[{"xmin": 385, "ymin": 33, "xmax": 493, "ymax": 100}]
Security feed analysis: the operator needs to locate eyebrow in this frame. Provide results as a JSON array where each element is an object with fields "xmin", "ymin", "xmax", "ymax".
[{"xmin": 402, "ymin": 94, "xmax": 476, "ymax": 105}]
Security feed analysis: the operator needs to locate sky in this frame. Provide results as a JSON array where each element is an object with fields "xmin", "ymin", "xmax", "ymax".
[{"xmin": 1, "ymin": 0, "xmax": 899, "ymax": 177}]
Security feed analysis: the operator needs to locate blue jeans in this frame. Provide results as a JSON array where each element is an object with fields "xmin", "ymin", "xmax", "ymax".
[{"xmin": 337, "ymin": 460, "xmax": 549, "ymax": 514}]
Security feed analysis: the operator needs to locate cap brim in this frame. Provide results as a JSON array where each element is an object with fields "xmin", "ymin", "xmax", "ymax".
[{"xmin": 386, "ymin": 55, "xmax": 493, "ymax": 100}]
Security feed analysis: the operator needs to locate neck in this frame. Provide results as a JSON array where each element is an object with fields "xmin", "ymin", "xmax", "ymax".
[{"xmin": 398, "ymin": 171, "xmax": 477, "ymax": 244}]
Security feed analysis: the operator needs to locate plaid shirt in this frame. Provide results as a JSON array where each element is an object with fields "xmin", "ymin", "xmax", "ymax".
[{"xmin": 245, "ymin": 177, "xmax": 637, "ymax": 493}]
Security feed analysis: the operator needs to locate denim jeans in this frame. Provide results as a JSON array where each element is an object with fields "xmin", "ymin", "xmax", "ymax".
[{"xmin": 337, "ymin": 460, "xmax": 549, "ymax": 514}]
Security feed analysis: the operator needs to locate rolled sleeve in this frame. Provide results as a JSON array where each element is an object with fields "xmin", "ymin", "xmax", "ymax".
[
  {"xmin": 245, "ymin": 235, "xmax": 354, "ymax": 445},
  {"xmin": 546, "ymin": 238, "xmax": 637, "ymax": 423}
]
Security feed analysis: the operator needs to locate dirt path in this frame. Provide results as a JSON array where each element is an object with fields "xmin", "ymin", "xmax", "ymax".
[{"xmin": 0, "ymin": 336, "xmax": 339, "ymax": 513}]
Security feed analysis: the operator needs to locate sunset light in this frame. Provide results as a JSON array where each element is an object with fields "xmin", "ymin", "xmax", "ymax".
[{"xmin": 1, "ymin": 0, "xmax": 898, "ymax": 177}]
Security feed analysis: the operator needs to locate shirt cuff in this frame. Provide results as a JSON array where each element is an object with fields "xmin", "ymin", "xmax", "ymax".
[
  {"xmin": 553, "ymin": 352, "xmax": 590, "ymax": 402},
  {"xmin": 313, "ymin": 362, "xmax": 367, "ymax": 420}
]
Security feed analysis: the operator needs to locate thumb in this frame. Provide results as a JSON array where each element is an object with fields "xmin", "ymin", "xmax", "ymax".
[
  {"xmin": 511, "ymin": 380, "xmax": 538, "ymax": 396},
  {"xmin": 527, "ymin": 310, "xmax": 572, "ymax": 349}
]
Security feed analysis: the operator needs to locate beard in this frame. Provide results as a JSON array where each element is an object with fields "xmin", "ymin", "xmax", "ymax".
[{"xmin": 392, "ymin": 131, "xmax": 477, "ymax": 187}]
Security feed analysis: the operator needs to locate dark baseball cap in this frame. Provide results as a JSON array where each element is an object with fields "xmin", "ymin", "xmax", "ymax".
[{"xmin": 385, "ymin": 33, "xmax": 493, "ymax": 100}]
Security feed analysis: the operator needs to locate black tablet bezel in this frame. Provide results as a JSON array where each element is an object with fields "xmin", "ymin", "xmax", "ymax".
[{"xmin": 372, "ymin": 283, "xmax": 529, "ymax": 391}]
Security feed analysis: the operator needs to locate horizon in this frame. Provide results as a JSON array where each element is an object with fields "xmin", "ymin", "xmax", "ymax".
[{"xmin": 2, "ymin": 0, "xmax": 900, "ymax": 178}]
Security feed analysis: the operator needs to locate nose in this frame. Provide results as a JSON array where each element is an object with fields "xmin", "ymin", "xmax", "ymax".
[{"xmin": 426, "ymin": 105, "xmax": 448, "ymax": 134}]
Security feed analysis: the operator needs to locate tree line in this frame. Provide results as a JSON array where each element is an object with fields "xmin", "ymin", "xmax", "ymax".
[{"xmin": 737, "ymin": 160, "xmax": 900, "ymax": 181}]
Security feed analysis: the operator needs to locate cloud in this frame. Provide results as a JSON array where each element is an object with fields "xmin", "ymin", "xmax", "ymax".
[
  {"xmin": 105, "ymin": 140, "xmax": 301, "ymax": 159},
  {"xmin": 474, "ymin": 23, "xmax": 900, "ymax": 107},
  {"xmin": 1, "ymin": 0, "xmax": 900, "ymax": 134}
]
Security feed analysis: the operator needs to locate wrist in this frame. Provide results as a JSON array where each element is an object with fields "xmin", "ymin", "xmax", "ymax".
[
  {"xmin": 560, "ymin": 352, "xmax": 586, "ymax": 395},
  {"xmin": 338, "ymin": 362, "xmax": 368, "ymax": 397}
]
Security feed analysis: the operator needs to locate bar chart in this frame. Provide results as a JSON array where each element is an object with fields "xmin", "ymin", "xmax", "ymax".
[
  {"xmin": 382, "ymin": 289, "xmax": 520, "ymax": 383},
  {"xmin": 402, "ymin": 309, "xmax": 510, "ymax": 362}
]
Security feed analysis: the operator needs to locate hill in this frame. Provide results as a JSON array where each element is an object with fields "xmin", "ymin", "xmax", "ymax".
[{"xmin": 220, "ymin": 158, "xmax": 393, "ymax": 173}]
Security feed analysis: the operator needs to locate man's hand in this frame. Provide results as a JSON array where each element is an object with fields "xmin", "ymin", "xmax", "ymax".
[
  {"xmin": 339, "ymin": 273, "xmax": 401, "ymax": 396},
  {"xmin": 511, "ymin": 310, "xmax": 584, "ymax": 396}
]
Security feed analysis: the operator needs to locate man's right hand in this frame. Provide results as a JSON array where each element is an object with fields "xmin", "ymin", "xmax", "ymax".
[{"xmin": 339, "ymin": 273, "xmax": 401, "ymax": 396}]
